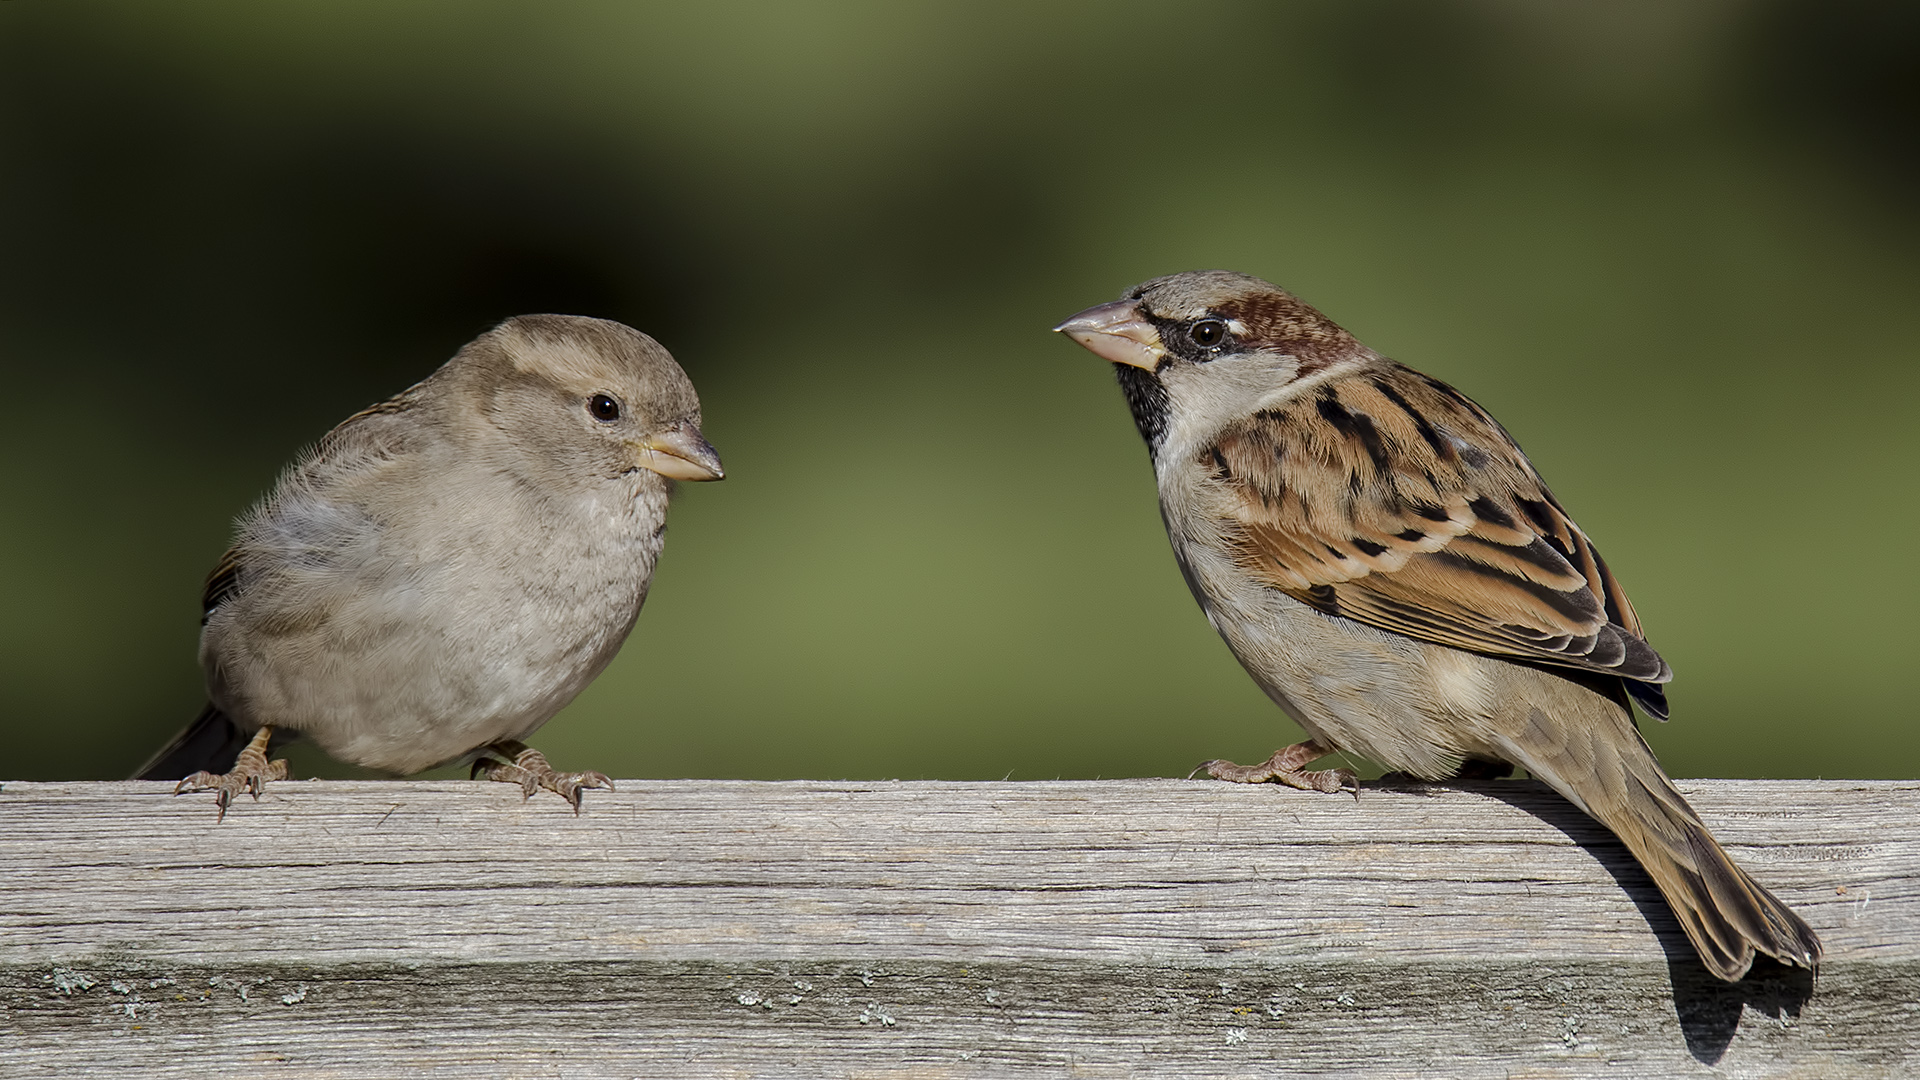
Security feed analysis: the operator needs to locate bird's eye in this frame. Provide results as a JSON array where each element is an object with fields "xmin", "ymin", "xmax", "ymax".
[
  {"xmin": 588, "ymin": 394, "xmax": 622, "ymax": 422},
  {"xmin": 1190, "ymin": 319, "xmax": 1228, "ymax": 349}
]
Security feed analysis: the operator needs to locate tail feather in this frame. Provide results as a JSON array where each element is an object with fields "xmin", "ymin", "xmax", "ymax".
[
  {"xmin": 132, "ymin": 704, "xmax": 253, "ymax": 781},
  {"xmin": 1495, "ymin": 696, "xmax": 1820, "ymax": 982},
  {"xmin": 1628, "ymin": 778, "xmax": 1821, "ymax": 979}
]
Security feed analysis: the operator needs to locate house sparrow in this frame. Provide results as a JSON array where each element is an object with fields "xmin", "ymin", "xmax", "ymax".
[
  {"xmin": 135, "ymin": 315, "xmax": 723, "ymax": 818},
  {"xmin": 1055, "ymin": 270, "xmax": 1819, "ymax": 982}
]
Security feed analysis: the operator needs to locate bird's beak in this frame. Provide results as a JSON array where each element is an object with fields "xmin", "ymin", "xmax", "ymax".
[
  {"xmin": 1052, "ymin": 299, "xmax": 1167, "ymax": 371},
  {"xmin": 634, "ymin": 423, "xmax": 725, "ymax": 481}
]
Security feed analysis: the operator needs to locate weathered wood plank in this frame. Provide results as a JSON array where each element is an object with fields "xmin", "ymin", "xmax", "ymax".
[{"xmin": 1, "ymin": 778, "xmax": 1913, "ymax": 1077}]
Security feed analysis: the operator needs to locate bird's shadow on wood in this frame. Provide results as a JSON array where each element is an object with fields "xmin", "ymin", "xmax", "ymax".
[{"xmin": 1444, "ymin": 779, "xmax": 1814, "ymax": 1064}]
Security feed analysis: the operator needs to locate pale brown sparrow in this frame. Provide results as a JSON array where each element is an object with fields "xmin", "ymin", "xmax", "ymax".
[
  {"xmin": 136, "ymin": 315, "xmax": 723, "ymax": 818},
  {"xmin": 1056, "ymin": 270, "xmax": 1819, "ymax": 982}
]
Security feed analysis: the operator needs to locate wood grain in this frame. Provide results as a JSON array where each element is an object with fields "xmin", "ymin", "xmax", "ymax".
[{"xmin": 2, "ymin": 778, "xmax": 1912, "ymax": 1077}]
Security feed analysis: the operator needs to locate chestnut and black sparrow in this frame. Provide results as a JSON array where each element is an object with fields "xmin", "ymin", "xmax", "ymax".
[{"xmin": 1057, "ymin": 270, "xmax": 1819, "ymax": 982}]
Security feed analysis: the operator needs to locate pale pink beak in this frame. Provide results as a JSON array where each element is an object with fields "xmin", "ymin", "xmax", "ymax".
[{"xmin": 1052, "ymin": 299, "xmax": 1167, "ymax": 371}]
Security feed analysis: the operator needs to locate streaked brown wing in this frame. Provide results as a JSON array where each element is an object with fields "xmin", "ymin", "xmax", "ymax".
[{"xmin": 1209, "ymin": 366, "xmax": 1671, "ymax": 688}]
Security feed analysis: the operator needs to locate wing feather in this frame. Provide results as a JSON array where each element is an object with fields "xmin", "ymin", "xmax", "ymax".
[
  {"xmin": 196, "ymin": 387, "xmax": 422, "ymax": 628},
  {"xmin": 1211, "ymin": 367, "xmax": 1672, "ymax": 693}
]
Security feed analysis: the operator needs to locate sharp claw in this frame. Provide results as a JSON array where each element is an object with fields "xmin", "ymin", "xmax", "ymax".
[
  {"xmin": 1322, "ymin": 769, "xmax": 1361, "ymax": 798},
  {"xmin": 476, "ymin": 745, "xmax": 611, "ymax": 812},
  {"xmin": 173, "ymin": 729, "xmax": 287, "ymax": 821},
  {"xmin": 1196, "ymin": 743, "xmax": 1357, "ymax": 794},
  {"xmin": 553, "ymin": 771, "xmax": 613, "ymax": 814}
]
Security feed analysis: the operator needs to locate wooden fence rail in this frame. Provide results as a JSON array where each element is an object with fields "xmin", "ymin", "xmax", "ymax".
[{"xmin": 2, "ymin": 777, "xmax": 1913, "ymax": 1077}]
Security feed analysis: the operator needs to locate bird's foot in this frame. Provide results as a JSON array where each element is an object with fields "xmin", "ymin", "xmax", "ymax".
[
  {"xmin": 174, "ymin": 725, "xmax": 290, "ymax": 822},
  {"xmin": 1195, "ymin": 739, "xmax": 1357, "ymax": 795},
  {"xmin": 474, "ymin": 741, "xmax": 613, "ymax": 814}
]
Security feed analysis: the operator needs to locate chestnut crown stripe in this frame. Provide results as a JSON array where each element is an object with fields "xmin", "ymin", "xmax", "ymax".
[{"xmin": 1131, "ymin": 279, "xmax": 1361, "ymax": 375}]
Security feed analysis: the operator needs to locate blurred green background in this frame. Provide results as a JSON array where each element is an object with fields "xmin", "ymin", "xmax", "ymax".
[{"xmin": 2, "ymin": 1, "xmax": 1915, "ymax": 783}]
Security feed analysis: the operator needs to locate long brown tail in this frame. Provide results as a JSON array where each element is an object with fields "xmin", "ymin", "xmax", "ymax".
[{"xmin": 1493, "ymin": 694, "xmax": 1820, "ymax": 982}]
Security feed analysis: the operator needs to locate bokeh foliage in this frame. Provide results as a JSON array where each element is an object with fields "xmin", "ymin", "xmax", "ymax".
[{"xmin": 2, "ymin": 1, "xmax": 1915, "ymax": 781}]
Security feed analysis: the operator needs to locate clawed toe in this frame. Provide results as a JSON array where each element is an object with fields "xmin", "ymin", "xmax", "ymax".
[
  {"xmin": 1194, "ymin": 740, "xmax": 1357, "ymax": 797},
  {"xmin": 1196, "ymin": 758, "xmax": 1278, "ymax": 783},
  {"xmin": 474, "ymin": 760, "xmax": 542, "ymax": 800},
  {"xmin": 475, "ymin": 742, "xmax": 613, "ymax": 814},
  {"xmin": 173, "ymin": 726, "xmax": 289, "ymax": 822},
  {"xmin": 547, "ymin": 769, "xmax": 614, "ymax": 811},
  {"xmin": 1306, "ymin": 766, "xmax": 1360, "ymax": 796}
]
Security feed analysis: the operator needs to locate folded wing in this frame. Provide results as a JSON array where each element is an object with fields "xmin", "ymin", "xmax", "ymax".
[{"xmin": 1210, "ymin": 367, "xmax": 1670, "ymax": 714}]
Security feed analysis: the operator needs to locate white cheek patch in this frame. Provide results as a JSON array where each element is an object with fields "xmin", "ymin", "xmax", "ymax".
[
  {"xmin": 1157, "ymin": 351, "xmax": 1368, "ymax": 464},
  {"xmin": 1243, "ymin": 362, "xmax": 1311, "ymax": 414},
  {"xmin": 1247, "ymin": 354, "xmax": 1366, "ymax": 415},
  {"xmin": 1161, "ymin": 354, "xmax": 1294, "ymax": 455}
]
